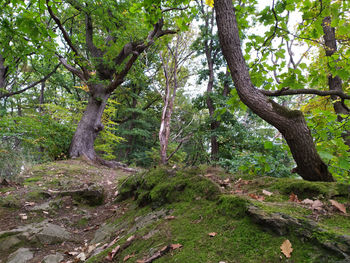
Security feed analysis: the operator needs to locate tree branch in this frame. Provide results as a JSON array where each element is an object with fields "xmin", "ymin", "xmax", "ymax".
[
  {"xmin": 58, "ymin": 56, "xmax": 86, "ymax": 81},
  {"xmin": 0, "ymin": 63, "xmax": 61, "ymax": 99},
  {"xmin": 260, "ymin": 87, "xmax": 350, "ymax": 99}
]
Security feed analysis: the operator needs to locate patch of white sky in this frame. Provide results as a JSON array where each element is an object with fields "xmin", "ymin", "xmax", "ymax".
[{"xmin": 183, "ymin": 0, "xmax": 314, "ymax": 98}]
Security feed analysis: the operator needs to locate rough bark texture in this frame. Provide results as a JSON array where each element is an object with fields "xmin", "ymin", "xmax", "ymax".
[
  {"xmin": 322, "ymin": 16, "xmax": 350, "ymax": 148},
  {"xmin": 69, "ymin": 84, "xmax": 109, "ymax": 160},
  {"xmin": 214, "ymin": 0, "xmax": 334, "ymax": 182},
  {"xmin": 46, "ymin": 0, "xmax": 176, "ymax": 161}
]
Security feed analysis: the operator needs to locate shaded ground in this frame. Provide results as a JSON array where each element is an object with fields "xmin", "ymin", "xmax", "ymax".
[
  {"xmin": 0, "ymin": 159, "xmax": 131, "ymax": 263},
  {"xmin": 1, "ymin": 163, "xmax": 350, "ymax": 263}
]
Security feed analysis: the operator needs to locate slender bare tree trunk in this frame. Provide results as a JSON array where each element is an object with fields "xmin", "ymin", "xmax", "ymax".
[
  {"xmin": 159, "ymin": 49, "xmax": 178, "ymax": 165},
  {"xmin": 214, "ymin": 0, "xmax": 334, "ymax": 182}
]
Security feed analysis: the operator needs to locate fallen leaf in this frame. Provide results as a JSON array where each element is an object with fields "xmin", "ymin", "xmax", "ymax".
[
  {"xmin": 249, "ymin": 193, "xmax": 265, "ymax": 201},
  {"xmin": 330, "ymin": 200, "xmax": 347, "ymax": 214},
  {"xmin": 170, "ymin": 243, "xmax": 183, "ymax": 250},
  {"xmin": 105, "ymin": 245, "xmax": 120, "ymax": 261},
  {"xmin": 76, "ymin": 252, "xmax": 86, "ymax": 261},
  {"xmin": 289, "ymin": 193, "xmax": 300, "ymax": 203},
  {"xmin": 114, "ymin": 190, "xmax": 119, "ymax": 196},
  {"xmin": 233, "ymin": 189, "xmax": 244, "ymax": 194},
  {"xmin": 165, "ymin": 215, "xmax": 176, "ymax": 220},
  {"xmin": 262, "ymin": 190, "xmax": 273, "ymax": 196},
  {"xmin": 127, "ymin": 235, "xmax": 136, "ymax": 242},
  {"xmin": 87, "ymin": 244, "xmax": 99, "ymax": 254},
  {"xmin": 208, "ymin": 232, "xmax": 217, "ymax": 237},
  {"xmin": 311, "ymin": 200, "xmax": 323, "ymax": 211},
  {"xmin": 19, "ymin": 213, "xmax": 27, "ymax": 220},
  {"xmin": 24, "ymin": 201, "xmax": 35, "ymax": 206},
  {"xmin": 280, "ymin": 239, "xmax": 293, "ymax": 258},
  {"xmin": 65, "ymin": 251, "xmax": 79, "ymax": 256},
  {"xmin": 123, "ymin": 253, "xmax": 135, "ymax": 262},
  {"xmin": 223, "ymin": 178, "xmax": 230, "ymax": 183},
  {"xmin": 301, "ymin": 198, "xmax": 314, "ymax": 205}
]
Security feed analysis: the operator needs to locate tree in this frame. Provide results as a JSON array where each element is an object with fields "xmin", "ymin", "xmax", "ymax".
[
  {"xmin": 43, "ymin": 0, "xmax": 184, "ymax": 162},
  {"xmin": 214, "ymin": 0, "xmax": 334, "ymax": 182},
  {"xmin": 157, "ymin": 33, "xmax": 192, "ymax": 164}
]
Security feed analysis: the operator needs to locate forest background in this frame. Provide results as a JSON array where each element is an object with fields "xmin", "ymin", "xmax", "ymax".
[{"xmin": 0, "ymin": 0, "xmax": 349, "ymax": 183}]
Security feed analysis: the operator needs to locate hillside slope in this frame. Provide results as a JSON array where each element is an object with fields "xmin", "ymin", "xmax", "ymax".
[{"xmin": 0, "ymin": 161, "xmax": 349, "ymax": 263}]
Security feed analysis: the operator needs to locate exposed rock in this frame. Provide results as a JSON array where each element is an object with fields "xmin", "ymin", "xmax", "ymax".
[
  {"xmin": 50, "ymin": 184, "xmax": 105, "ymax": 206},
  {"xmin": 0, "ymin": 220, "xmax": 75, "ymax": 252},
  {"xmin": 128, "ymin": 209, "xmax": 168, "ymax": 234},
  {"xmin": 247, "ymin": 206, "xmax": 350, "ymax": 259},
  {"xmin": 0, "ymin": 236, "xmax": 21, "ymax": 252},
  {"xmin": 91, "ymin": 222, "xmax": 126, "ymax": 244},
  {"xmin": 6, "ymin": 248, "xmax": 34, "ymax": 263},
  {"xmin": 42, "ymin": 253, "xmax": 64, "ymax": 263},
  {"xmin": 29, "ymin": 201, "xmax": 52, "ymax": 211}
]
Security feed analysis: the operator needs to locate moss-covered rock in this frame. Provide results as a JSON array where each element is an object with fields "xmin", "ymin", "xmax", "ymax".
[
  {"xmin": 217, "ymin": 195, "xmax": 249, "ymax": 218},
  {"xmin": 116, "ymin": 167, "xmax": 221, "ymax": 207}
]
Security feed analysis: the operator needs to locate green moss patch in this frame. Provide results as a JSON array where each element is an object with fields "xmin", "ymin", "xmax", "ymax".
[{"xmin": 116, "ymin": 167, "xmax": 220, "ymax": 207}]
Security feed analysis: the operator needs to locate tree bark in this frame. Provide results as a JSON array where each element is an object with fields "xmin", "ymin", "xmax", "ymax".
[
  {"xmin": 69, "ymin": 84, "xmax": 109, "ymax": 160},
  {"xmin": 214, "ymin": 0, "xmax": 334, "ymax": 182},
  {"xmin": 322, "ymin": 16, "xmax": 350, "ymax": 148}
]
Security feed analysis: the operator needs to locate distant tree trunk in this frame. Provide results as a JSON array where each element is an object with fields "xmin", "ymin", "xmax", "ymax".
[
  {"xmin": 38, "ymin": 81, "xmax": 45, "ymax": 113},
  {"xmin": 214, "ymin": 0, "xmax": 334, "ymax": 182},
  {"xmin": 0, "ymin": 54, "xmax": 7, "ymax": 93},
  {"xmin": 159, "ymin": 50, "xmax": 177, "ymax": 165},
  {"xmin": 206, "ymin": 58, "xmax": 220, "ymax": 161},
  {"xmin": 69, "ymin": 84, "xmax": 109, "ymax": 160},
  {"xmin": 322, "ymin": 16, "xmax": 350, "ymax": 148}
]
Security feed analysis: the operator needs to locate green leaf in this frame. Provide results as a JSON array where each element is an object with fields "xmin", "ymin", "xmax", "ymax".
[{"xmin": 264, "ymin": 141, "xmax": 273, "ymax": 150}]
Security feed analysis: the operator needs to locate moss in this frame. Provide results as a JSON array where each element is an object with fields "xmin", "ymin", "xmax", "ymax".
[
  {"xmin": 255, "ymin": 201, "xmax": 312, "ymax": 219},
  {"xmin": 272, "ymin": 178, "xmax": 334, "ymax": 199},
  {"xmin": 117, "ymin": 167, "xmax": 220, "ymax": 207},
  {"xmin": 0, "ymin": 187, "xmax": 15, "ymax": 193},
  {"xmin": 269, "ymin": 99, "xmax": 303, "ymax": 119},
  {"xmin": 217, "ymin": 195, "xmax": 249, "ymax": 218},
  {"xmin": 0, "ymin": 195, "xmax": 21, "ymax": 208},
  {"xmin": 320, "ymin": 215, "xmax": 350, "ymax": 236},
  {"xmin": 76, "ymin": 217, "xmax": 89, "ymax": 227},
  {"xmin": 26, "ymin": 190, "xmax": 51, "ymax": 201}
]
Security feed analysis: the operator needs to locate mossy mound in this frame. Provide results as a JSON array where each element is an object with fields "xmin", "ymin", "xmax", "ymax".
[
  {"xmin": 116, "ymin": 167, "xmax": 220, "ymax": 207},
  {"xmin": 85, "ymin": 167, "xmax": 350, "ymax": 262}
]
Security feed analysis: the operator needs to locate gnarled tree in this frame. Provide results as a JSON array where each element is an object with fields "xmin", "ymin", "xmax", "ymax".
[
  {"xmin": 214, "ymin": 0, "xmax": 334, "ymax": 182},
  {"xmin": 44, "ymin": 0, "xmax": 182, "ymax": 161}
]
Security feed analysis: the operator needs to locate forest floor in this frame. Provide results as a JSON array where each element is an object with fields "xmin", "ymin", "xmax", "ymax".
[{"xmin": 0, "ymin": 160, "xmax": 350, "ymax": 263}]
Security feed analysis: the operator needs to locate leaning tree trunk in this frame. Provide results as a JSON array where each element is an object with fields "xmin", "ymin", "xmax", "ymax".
[
  {"xmin": 69, "ymin": 84, "xmax": 110, "ymax": 160},
  {"xmin": 214, "ymin": 0, "xmax": 334, "ymax": 182}
]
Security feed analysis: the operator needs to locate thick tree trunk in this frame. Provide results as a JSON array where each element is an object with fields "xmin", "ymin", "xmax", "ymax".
[
  {"xmin": 69, "ymin": 84, "xmax": 110, "ymax": 160},
  {"xmin": 322, "ymin": 16, "xmax": 350, "ymax": 148},
  {"xmin": 214, "ymin": 0, "xmax": 334, "ymax": 182}
]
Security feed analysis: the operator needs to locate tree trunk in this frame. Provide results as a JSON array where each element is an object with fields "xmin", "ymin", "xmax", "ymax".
[
  {"xmin": 159, "ymin": 104, "xmax": 173, "ymax": 165},
  {"xmin": 69, "ymin": 84, "xmax": 110, "ymax": 160},
  {"xmin": 214, "ymin": 0, "xmax": 334, "ymax": 182},
  {"xmin": 322, "ymin": 16, "xmax": 350, "ymax": 148},
  {"xmin": 206, "ymin": 64, "xmax": 220, "ymax": 161},
  {"xmin": 38, "ymin": 81, "xmax": 45, "ymax": 113}
]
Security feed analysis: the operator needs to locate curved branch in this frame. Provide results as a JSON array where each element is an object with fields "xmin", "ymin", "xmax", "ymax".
[
  {"xmin": 46, "ymin": 0, "xmax": 80, "ymax": 57},
  {"xmin": 0, "ymin": 63, "xmax": 61, "ymax": 99},
  {"xmin": 58, "ymin": 56, "xmax": 86, "ymax": 81},
  {"xmin": 260, "ymin": 87, "xmax": 350, "ymax": 99}
]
